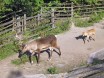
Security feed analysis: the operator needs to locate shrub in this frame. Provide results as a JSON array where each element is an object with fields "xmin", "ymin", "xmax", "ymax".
[{"xmin": 47, "ymin": 67, "xmax": 58, "ymax": 74}]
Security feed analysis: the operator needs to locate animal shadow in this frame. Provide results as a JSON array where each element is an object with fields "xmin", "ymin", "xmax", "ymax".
[{"xmin": 75, "ymin": 35, "xmax": 86, "ymax": 44}]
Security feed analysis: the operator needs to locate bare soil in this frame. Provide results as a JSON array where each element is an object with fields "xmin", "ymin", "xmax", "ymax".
[{"xmin": 0, "ymin": 20, "xmax": 104, "ymax": 78}]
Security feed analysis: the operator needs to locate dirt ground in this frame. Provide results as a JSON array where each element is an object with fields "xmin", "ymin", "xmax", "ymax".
[{"xmin": 0, "ymin": 20, "xmax": 104, "ymax": 78}]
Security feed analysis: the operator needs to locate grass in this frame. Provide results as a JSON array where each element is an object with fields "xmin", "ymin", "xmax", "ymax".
[
  {"xmin": 74, "ymin": 12, "xmax": 104, "ymax": 27},
  {"xmin": 11, "ymin": 58, "xmax": 23, "ymax": 65},
  {"xmin": 0, "ymin": 31, "xmax": 16, "ymax": 45},
  {"xmin": 11, "ymin": 54, "xmax": 36, "ymax": 65},
  {"xmin": 11, "ymin": 55, "xmax": 29, "ymax": 65},
  {"xmin": 0, "ymin": 43, "xmax": 17, "ymax": 61},
  {"xmin": 74, "ymin": 18, "xmax": 93, "ymax": 27},
  {"xmin": 47, "ymin": 66, "xmax": 59, "ymax": 74}
]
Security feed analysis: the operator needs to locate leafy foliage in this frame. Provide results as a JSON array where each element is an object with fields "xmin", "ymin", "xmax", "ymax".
[
  {"xmin": 47, "ymin": 67, "xmax": 58, "ymax": 74},
  {"xmin": 0, "ymin": 0, "xmax": 102, "ymax": 18}
]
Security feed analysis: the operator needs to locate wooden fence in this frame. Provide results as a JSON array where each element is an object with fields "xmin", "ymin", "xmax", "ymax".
[{"xmin": 0, "ymin": 3, "xmax": 104, "ymax": 47}]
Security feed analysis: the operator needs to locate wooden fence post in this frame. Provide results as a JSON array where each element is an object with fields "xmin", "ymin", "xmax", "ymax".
[
  {"xmin": 40, "ymin": 8, "xmax": 43, "ymax": 23},
  {"xmin": 24, "ymin": 14, "xmax": 26, "ymax": 31},
  {"xmin": 12, "ymin": 16, "xmax": 16, "ymax": 31},
  {"xmin": 21, "ymin": 19, "xmax": 24, "ymax": 32},
  {"xmin": 37, "ymin": 14, "xmax": 41, "ymax": 26},
  {"xmin": 71, "ymin": 2, "xmax": 74, "ymax": 27},
  {"xmin": 16, "ymin": 17, "xmax": 21, "ymax": 33},
  {"xmin": 51, "ymin": 8, "xmax": 55, "ymax": 28}
]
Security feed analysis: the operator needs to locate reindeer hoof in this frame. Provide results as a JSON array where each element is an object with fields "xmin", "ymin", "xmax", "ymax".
[
  {"xmin": 59, "ymin": 53, "xmax": 61, "ymax": 57},
  {"xmin": 31, "ymin": 61, "xmax": 34, "ymax": 65},
  {"xmin": 47, "ymin": 58, "xmax": 51, "ymax": 61}
]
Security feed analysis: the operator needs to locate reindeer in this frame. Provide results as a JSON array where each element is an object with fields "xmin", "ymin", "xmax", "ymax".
[
  {"xmin": 82, "ymin": 28, "xmax": 96, "ymax": 44},
  {"xmin": 18, "ymin": 35, "xmax": 61, "ymax": 64}
]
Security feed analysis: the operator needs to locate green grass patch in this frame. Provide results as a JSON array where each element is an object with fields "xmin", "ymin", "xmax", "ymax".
[
  {"xmin": 74, "ymin": 12, "xmax": 104, "ymax": 27},
  {"xmin": 11, "ymin": 54, "xmax": 36, "ymax": 65},
  {"xmin": 0, "ymin": 43, "xmax": 17, "ymax": 61},
  {"xmin": 74, "ymin": 18, "xmax": 93, "ymax": 27},
  {"xmin": 0, "ymin": 31, "xmax": 16, "ymax": 45},
  {"xmin": 44, "ymin": 19, "xmax": 71, "ymax": 36},
  {"xmin": 11, "ymin": 58, "xmax": 22, "ymax": 65},
  {"xmin": 47, "ymin": 66, "xmax": 59, "ymax": 74}
]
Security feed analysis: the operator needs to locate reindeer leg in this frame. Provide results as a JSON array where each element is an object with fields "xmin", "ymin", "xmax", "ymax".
[
  {"xmin": 87, "ymin": 35, "xmax": 90, "ymax": 42},
  {"xmin": 46, "ymin": 49, "xmax": 51, "ymax": 61},
  {"xmin": 46, "ymin": 47, "xmax": 53, "ymax": 61},
  {"xmin": 29, "ymin": 55, "xmax": 33, "ymax": 65},
  {"xmin": 50, "ymin": 47, "xmax": 53, "ymax": 60},
  {"xmin": 57, "ymin": 47, "xmax": 61, "ymax": 56},
  {"xmin": 83, "ymin": 36, "xmax": 87, "ymax": 44},
  {"xmin": 83, "ymin": 39, "xmax": 86, "ymax": 44},
  {"xmin": 37, "ymin": 53, "xmax": 40, "ymax": 64},
  {"xmin": 35, "ymin": 53, "xmax": 38, "ymax": 64},
  {"xmin": 90, "ymin": 36, "xmax": 95, "ymax": 41},
  {"xmin": 18, "ymin": 52, "xmax": 25, "ymax": 62},
  {"xmin": 35, "ymin": 53, "xmax": 40, "ymax": 64},
  {"xmin": 27, "ymin": 51, "xmax": 34, "ymax": 65},
  {"xmin": 53, "ymin": 46, "xmax": 61, "ymax": 57},
  {"xmin": 89, "ymin": 36, "xmax": 92, "ymax": 40},
  {"xmin": 92, "ymin": 38, "xmax": 95, "ymax": 41}
]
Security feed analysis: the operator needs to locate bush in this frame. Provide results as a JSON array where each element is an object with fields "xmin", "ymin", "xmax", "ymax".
[{"xmin": 47, "ymin": 67, "xmax": 58, "ymax": 74}]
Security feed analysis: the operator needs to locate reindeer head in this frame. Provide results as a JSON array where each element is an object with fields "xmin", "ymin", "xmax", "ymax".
[{"xmin": 18, "ymin": 44, "xmax": 27, "ymax": 58}]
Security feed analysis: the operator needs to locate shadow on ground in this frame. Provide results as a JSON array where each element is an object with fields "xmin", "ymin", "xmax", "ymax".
[{"xmin": 8, "ymin": 70, "xmax": 24, "ymax": 78}]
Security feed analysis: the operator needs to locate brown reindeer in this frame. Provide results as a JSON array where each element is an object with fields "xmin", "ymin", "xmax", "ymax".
[
  {"xmin": 82, "ymin": 28, "xmax": 96, "ymax": 43},
  {"xmin": 18, "ymin": 35, "xmax": 61, "ymax": 64}
]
